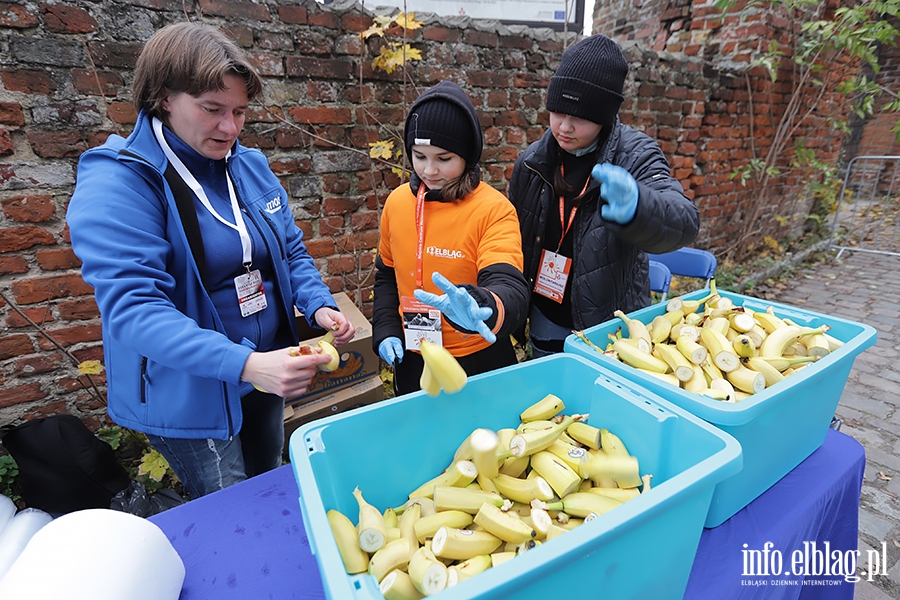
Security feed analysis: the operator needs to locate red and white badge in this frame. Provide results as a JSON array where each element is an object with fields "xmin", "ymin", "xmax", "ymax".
[
  {"xmin": 533, "ymin": 249, "xmax": 571, "ymax": 303},
  {"xmin": 235, "ymin": 269, "xmax": 267, "ymax": 317}
]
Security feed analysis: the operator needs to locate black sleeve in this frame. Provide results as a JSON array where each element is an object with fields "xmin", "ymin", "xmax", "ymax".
[
  {"xmin": 603, "ymin": 130, "xmax": 700, "ymax": 253},
  {"xmin": 372, "ymin": 255, "xmax": 404, "ymax": 352},
  {"xmin": 448, "ymin": 263, "xmax": 529, "ymax": 340}
]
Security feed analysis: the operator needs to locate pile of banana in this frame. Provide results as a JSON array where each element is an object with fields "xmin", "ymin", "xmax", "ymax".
[
  {"xmin": 326, "ymin": 394, "xmax": 651, "ymax": 598},
  {"xmin": 578, "ymin": 281, "xmax": 844, "ymax": 403}
]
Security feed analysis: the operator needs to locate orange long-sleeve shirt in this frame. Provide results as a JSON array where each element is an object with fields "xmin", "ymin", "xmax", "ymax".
[{"xmin": 378, "ymin": 181, "xmax": 524, "ymax": 356}]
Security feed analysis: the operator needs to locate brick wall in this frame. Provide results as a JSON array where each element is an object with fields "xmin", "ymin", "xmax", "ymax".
[
  {"xmin": 0, "ymin": 0, "xmax": 574, "ymax": 425},
  {"xmin": 595, "ymin": 0, "xmax": 862, "ymax": 251},
  {"xmin": 854, "ymin": 31, "xmax": 900, "ymax": 157},
  {"xmin": 1, "ymin": 0, "xmax": 893, "ymax": 425}
]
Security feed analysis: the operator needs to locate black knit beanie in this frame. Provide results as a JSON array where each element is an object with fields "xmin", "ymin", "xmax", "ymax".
[
  {"xmin": 405, "ymin": 97, "xmax": 478, "ymax": 166},
  {"xmin": 546, "ymin": 34, "xmax": 629, "ymax": 126}
]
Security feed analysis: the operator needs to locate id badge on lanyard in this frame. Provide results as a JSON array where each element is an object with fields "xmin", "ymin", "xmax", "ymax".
[
  {"xmin": 403, "ymin": 183, "xmax": 442, "ymax": 348},
  {"xmin": 152, "ymin": 117, "xmax": 267, "ymax": 317},
  {"xmin": 533, "ymin": 169, "xmax": 588, "ymax": 303}
]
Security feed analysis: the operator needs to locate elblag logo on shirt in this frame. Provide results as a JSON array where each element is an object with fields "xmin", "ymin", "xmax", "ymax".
[
  {"xmin": 426, "ymin": 246, "xmax": 466, "ymax": 259},
  {"xmin": 265, "ymin": 195, "xmax": 282, "ymax": 213}
]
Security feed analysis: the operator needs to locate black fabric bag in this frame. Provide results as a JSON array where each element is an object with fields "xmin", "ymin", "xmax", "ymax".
[{"xmin": 0, "ymin": 415, "xmax": 131, "ymax": 514}]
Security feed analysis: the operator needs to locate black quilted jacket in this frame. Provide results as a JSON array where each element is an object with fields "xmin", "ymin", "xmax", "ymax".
[{"xmin": 507, "ymin": 119, "xmax": 700, "ymax": 330}]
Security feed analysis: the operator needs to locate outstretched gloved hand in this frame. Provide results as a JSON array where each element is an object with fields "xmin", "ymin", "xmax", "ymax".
[
  {"xmin": 414, "ymin": 272, "xmax": 497, "ymax": 343},
  {"xmin": 378, "ymin": 337, "xmax": 404, "ymax": 366},
  {"xmin": 592, "ymin": 163, "xmax": 638, "ymax": 224}
]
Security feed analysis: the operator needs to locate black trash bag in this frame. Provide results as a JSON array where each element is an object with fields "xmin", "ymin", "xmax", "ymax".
[
  {"xmin": 110, "ymin": 480, "xmax": 185, "ymax": 517},
  {"xmin": 0, "ymin": 415, "xmax": 130, "ymax": 514}
]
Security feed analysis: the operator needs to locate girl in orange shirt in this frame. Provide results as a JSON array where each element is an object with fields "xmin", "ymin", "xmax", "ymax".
[{"xmin": 372, "ymin": 81, "xmax": 529, "ymax": 395}]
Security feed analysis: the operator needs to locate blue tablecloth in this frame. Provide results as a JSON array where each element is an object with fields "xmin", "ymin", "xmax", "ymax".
[{"xmin": 150, "ymin": 429, "xmax": 864, "ymax": 600}]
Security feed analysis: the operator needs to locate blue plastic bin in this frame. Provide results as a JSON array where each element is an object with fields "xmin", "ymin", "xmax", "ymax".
[
  {"xmin": 564, "ymin": 289, "xmax": 877, "ymax": 527},
  {"xmin": 290, "ymin": 354, "xmax": 740, "ymax": 600}
]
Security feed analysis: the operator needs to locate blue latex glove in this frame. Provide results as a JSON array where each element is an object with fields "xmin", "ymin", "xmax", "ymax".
[
  {"xmin": 378, "ymin": 337, "xmax": 404, "ymax": 365},
  {"xmin": 592, "ymin": 163, "xmax": 638, "ymax": 224},
  {"xmin": 414, "ymin": 272, "xmax": 497, "ymax": 343}
]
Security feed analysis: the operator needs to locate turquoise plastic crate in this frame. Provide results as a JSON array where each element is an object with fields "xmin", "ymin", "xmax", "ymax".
[
  {"xmin": 564, "ymin": 289, "xmax": 877, "ymax": 527},
  {"xmin": 290, "ymin": 354, "xmax": 740, "ymax": 600}
]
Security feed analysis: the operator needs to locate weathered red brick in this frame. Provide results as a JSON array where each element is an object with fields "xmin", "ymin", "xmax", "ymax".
[
  {"xmin": 71, "ymin": 346, "xmax": 104, "ymax": 366},
  {"xmin": 288, "ymin": 106, "xmax": 353, "ymax": 126},
  {"xmin": 0, "ymin": 255, "xmax": 28, "ymax": 275},
  {"xmin": 462, "ymin": 30, "xmax": 498, "ymax": 47},
  {"xmin": 468, "ymin": 71, "xmax": 510, "ymax": 88},
  {"xmin": 248, "ymin": 53, "xmax": 284, "ymax": 77},
  {"xmin": 326, "ymin": 256, "xmax": 356, "ymax": 275},
  {"xmin": 36, "ymin": 248, "xmax": 80, "ymax": 271},
  {"xmin": 27, "ymin": 130, "xmax": 87, "ymax": 158},
  {"xmin": 85, "ymin": 41, "xmax": 143, "ymax": 69},
  {"xmin": 0, "ymin": 383, "xmax": 45, "ymax": 408},
  {"xmin": 323, "ymin": 196, "xmax": 365, "ymax": 216},
  {"xmin": 350, "ymin": 211, "xmax": 378, "ymax": 231},
  {"xmin": 1, "ymin": 69, "xmax": 56, "ymax": 94},
  {"xmin": 337, "ymin": 230, "xmax": 379, "ymax": 251},
  {"xmin": 268, "ymin": 156, "xmax": 310, "ymax": 176},
  {"xmin": 275, "ymin": 127, "xmax": 311, "ymax": 149},
  {"xmin": 57, "ymin": 374, "xmax": 105, "ymax": 394},
  {"xmin": 5, "ymin": 305, "xmax": 54, "ymax": 328},
  {"xmin": 322, "ymin": 173, "xmax": 351, "ymax": 194},
  {"xmin": 424, "ymin": 27, "xmax": 459, "ymax": 43},
  {"xmin": 40, "ymin": 3, "xmax": 97, "ymax": 33},
  {"xmin": 15, "ymin": 354, "xmax": 66, "ymax": 376},
  {"xmin": 0, "ymin": 128, "xmax": 11, "ymax": 156},
  {"xmin": 71, "ymin": 69, "xmax": 123, "ymax": 96},
  {"xmin": 57, "ymin": 297, "xmax": 99, "ymax": 321},
  {"xmin": 341, "ymin": 12, "xmax": 372, "ymax": 33},
  {"xmin": 305, "ymin": 237, "xmax": 336, "ymax": 259},
  {"xmin": 240, "ymin": 131, "xmax": 275, "ymax": 150},
  {"xmin": 0, "ymin": 102, "xmax": 24, "ymax": 126},
  {"xmin": 36, "ymin": 323, "xmax": 102, "ymax": 349},
  {"xmin": 11, "ymin": 273, "xmax": 94, "ymax": 304},
  {"xmin": 278, "ymin": 6, "xmax": 307, "ymax": 24},
  {"xmin": 308, "ymin": 10, "xmax": 339, "ymax": 29},
  {"xmin": 107, "ymin": 102, "xmax": 137, "ymax": 125},
  {"xmin": 0, "ymin": 2, "xmax": 38, "ymax": 27},
  {"xmin": 285, "ymin": 56, "xmax": 353, "ymax": 80},
  {"xmin": 2, "ymin": 194, "xmax": 55, "ymax": 223},
  {"xmin": 0, "ymin": 334, "xmax": 35, "ymax": 360},
  {"xmin": 198, "ymin": 0, "xmax": 271, "ymax": 21},
  {"xmin": 0, "ymin": 226, "xmax": 56, "ymax": 252}
]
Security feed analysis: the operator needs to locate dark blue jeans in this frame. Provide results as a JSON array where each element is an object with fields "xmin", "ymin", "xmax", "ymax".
[
  {"xmin": 146, "ymin": 390, "xmax": 284, "ymax": 499},
  {"xmin": 528, "ymin": 302, "xmax": 572, "ymax": 358}
]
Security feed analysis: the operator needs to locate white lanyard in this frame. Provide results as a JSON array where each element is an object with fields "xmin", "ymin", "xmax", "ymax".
[{"xmin": 152, "ymin": 117, "xmax": 253, "ymax": 267}]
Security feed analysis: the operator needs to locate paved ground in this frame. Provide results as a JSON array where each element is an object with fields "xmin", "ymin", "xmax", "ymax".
[{"xmin": 761, "ymin": 250, "xmax": 900, "ymax": 599}]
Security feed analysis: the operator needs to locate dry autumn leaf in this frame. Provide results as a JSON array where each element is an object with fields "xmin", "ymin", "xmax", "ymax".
[
  {"xmin": 368, "ymin": 139, "xmax": 394, "ymax": 160},
  {"xmin": 392, "ymin": 12, "xmax": 423, "ymax": 30},
  {"xmin": 78, "ymin": 360, "xmax": 104, "ymax": 375}
]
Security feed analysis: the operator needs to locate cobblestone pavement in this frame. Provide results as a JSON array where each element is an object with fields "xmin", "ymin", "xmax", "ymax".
[{"xmin": 762, "ymin": 250, "xmax": 900, "ymax": 599}]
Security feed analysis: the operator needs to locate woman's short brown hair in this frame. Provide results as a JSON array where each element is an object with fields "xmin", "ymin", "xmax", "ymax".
[{"xmin": 132, "ymin": 21, "xmax": 262, "ymax": 120}]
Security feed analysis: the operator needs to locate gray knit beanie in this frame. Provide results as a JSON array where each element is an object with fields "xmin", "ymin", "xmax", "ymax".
[{"xmin": 545, "ymin": 34, "xmax": 628, "ymax": 126}]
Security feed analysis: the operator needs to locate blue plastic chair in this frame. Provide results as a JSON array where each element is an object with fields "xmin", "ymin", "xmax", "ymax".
[
  {"xmin": 648, "ymin": 260, "xmax": 673, "ymax": 301},
  {"xmin": 647, "ymin": 248, "xmax": 717, "ymax": 300}
]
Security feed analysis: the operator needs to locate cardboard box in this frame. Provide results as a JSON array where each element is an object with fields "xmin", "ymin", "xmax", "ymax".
[
  {"xmin": 290, "ymin": 292, "xmax": 378, "ymax": 404},
  {"xmin": 283, "ymin": 375, "xmax": 384, "ymax": 450}
]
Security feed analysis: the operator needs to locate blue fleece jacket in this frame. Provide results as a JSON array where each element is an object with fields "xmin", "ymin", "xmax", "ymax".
[{"xmin": 67, "ymin": 111, "xmax": 336, "ymax": 439}]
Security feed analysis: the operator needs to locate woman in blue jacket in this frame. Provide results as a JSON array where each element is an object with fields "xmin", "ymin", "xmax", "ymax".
[
  {"xmin": 508, "ymin": 34, "xmax": 700, "ymax": 357},
  {"xmin": 67, "ymin": 22, "xmax": 354, "ymax": 498}
]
